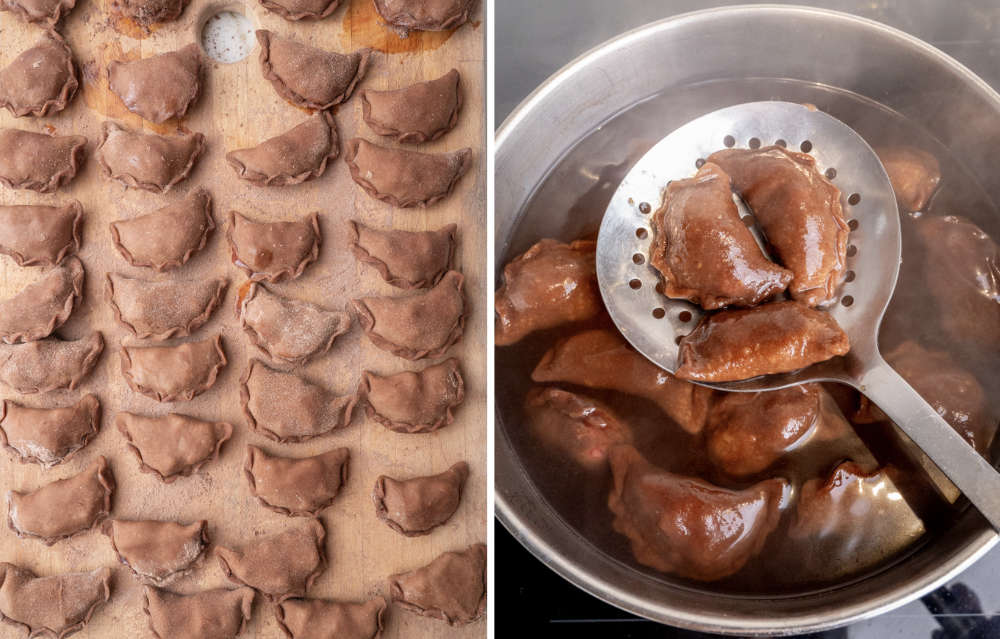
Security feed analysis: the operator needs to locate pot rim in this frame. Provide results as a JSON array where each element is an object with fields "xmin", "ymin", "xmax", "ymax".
[{"xmin": 494, "ymin": 4, "xmax": 1000, "ymax": 634}]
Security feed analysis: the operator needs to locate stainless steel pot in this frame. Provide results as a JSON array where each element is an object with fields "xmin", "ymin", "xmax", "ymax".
[{"xmin": 494, "ymin": 5, "xmax": 1000, "ymax": 634}]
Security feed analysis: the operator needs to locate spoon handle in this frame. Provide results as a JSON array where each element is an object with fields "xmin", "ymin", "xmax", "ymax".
[{"xmin": 860, "ymin": 358, "xmax": 1000, "ymax": 532}]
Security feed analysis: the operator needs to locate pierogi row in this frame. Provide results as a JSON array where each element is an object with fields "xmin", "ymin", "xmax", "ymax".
[{"xmin": 0, "ymin": 0, "xmax": 485, "ymax": 636}]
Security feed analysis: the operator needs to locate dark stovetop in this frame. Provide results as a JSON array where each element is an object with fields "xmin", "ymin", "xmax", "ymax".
[
  {"xmin": 495, "ymin": 1, "xmax": 1000, "ymax": 637},
  {"xmin": 496, "ymin": 522, "xmax": 1000, "ymax": 639}
]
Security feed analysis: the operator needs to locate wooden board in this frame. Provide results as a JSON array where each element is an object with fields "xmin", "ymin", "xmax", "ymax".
[{"xmin": 0, "ymin": 0, "xmax": 485, "ymax": 636}]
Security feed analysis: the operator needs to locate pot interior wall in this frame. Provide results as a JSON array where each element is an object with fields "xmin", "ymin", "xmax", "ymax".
[{"xmin": 496, "ymin": 6, "xmax": 1000, "ymax": 634}]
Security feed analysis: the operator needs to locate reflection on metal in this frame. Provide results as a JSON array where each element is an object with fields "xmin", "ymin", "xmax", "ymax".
[
  {"xmin": 596, "ymin": 100, "xmax": 898, "ymax": 390},
  {"xmin": 496, "ymin": 6, "xmax": 1000, "ymax": 635}
]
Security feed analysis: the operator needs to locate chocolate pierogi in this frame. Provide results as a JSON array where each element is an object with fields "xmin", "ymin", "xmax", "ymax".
[
  {"xmin": 877, "ymin": 145, "xmax": 941, "ymax": 212},
  {"xmin": 709, "ymin": 146, "xmax": 848, "ymax": 306},
  {"xmin": 497, "ymin": 95, "xmax": 1000, "ymax": 594},
  {"xmin": 531, "ymin": 329, "xmax": 712, "ymax": 434},
  {"xmin": 914, "ymin": 214, "xmax": 1000, "ymax": 347},
  {"xmin": 495, "ymin": 238, "xmax": 602, "ymax": 346},
  {"xmin": 676, "ymin": 301, "xmax": 850, "ymax": 382},
  {"xmin": 524, "ymin": 387, "xmax": 633, "ymax": 470},
  {"xmin": 608, "ymin": 445, "xmax": 787, "ymax": 581},
  {"xmin": 650, "ymin": 162, "xmax": 791, "ymax": 309}
]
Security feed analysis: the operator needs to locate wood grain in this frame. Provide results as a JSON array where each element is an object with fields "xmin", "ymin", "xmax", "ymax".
[{"xmin": 0, "ymin": 0, "xmax": 485, "ymax": 636}]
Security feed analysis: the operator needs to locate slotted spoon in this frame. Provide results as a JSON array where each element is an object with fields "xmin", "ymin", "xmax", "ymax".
[{"xmin": 596, "ymin": 100, "xmax": 1000, "ymax": 531}]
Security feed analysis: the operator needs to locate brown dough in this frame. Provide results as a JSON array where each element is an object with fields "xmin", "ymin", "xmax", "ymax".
[
  {"xmin": 676, "ymin": 301, "xmax": 850, "ymax": 382},
  {"xmin": 238, "ymin": 283, "xmax": 351, "ymax": 367},
  {"xmin": 791, "ymin": 467, "xmax": 885, "ymax": 539},
  {"xmin": 227, "ymin": 211, "xmax": 321, "ymax": 282},
  {"xmin": 361, "ymin": 69, "xmax": 461, "ymax": 144},
  {"xmin": 0, "ymin": 0, "xmax": 74, "ymax": 25},
  {"xmin": 373, "ymin": 0, "xmax": 474, "ymax": 34},
  {"xmin": 0, "ymin": 128, "xmax": 85, "ymax": 192},
  {"xmin": 7, "ymin": 456, "xmax": 114, "ymax": 545},
  {"xmin": 226, "ymin": 112, "xmax": 339, "ymax": 187},
  {"xmin": 216, "ymin": 518, "xmax": 326, "ymax": 602},
  {"xmin": 0, "ymin": 201, "xmax": 82, "ymax": 267},
  {"xmin": 709, "ymin": 146, "xmax": 848, "ymax": 306},
  {"xmin": 360, "ymin": 358, "xmax": 464, "ymax": 433},
  {"xmin": 495, "ymin": 238, "xmax": 602, "ymax": 346},
  {"xmin": 523, "ymin": 387, "xmax": 633, "ymax": 470},
  {"xmin": 353, "ymin": 270, "xmax": 464, "ymax": 360},
  {"xmin": 855, "ymin": 341, "xmax": 996, "ymax": 453},
  {"xmin": 241, "ymin": 358, "xmax": 357, "ymax": 443},
  {"xmin": 0, "ymin": 394, "xmax": 100, "ymax": 468},
  {"xmin": 245, "ymin": 445, "xmax": 349, "ymax": 517},
  {"xmin": 143, "ymin": 586, "xmax": 254, "ymax": 639},
  {"xmin": 275, "ymin": 597, "xmax": 386, "ymax": 639},
  {"xmin": 107, "ymin": 273, "xmax": 226, "ymax": 341},
  {"xmin": 259, "ymin": 0, "xmax": 339, "ymax": 20},
  {"xmin": 257, "ymin": 30, "xmax": 370, "ymax": 110},
  {"xmin": 97, "ymin": 121, "xmax": 205, "ymax": 193},
  {"xmin": 704, "ymin": 384, "xmax": 848, "ymax": 477},
  {"xmin": 108, "ymin": 44, "xmax": 202, "ymax": 124},
  {"xmin": 532, "ymin": 329, "xmax": 713, "ymax": 435},
  {"xmin": 915, "ymin": 214, "xmax": 1000, "ymax": 347},
  {"xmin": 116, "ymin": 411, "xmax": 233, "ymax": 482},
  {"xmin": 110, "ymin": 187, "xmax": 214, "ymax": 272},
  {"xmin": 103, "ymin": 519, "xmax": 208, "ymax": 586},
  {"xmin": 0, "ymin": 256, "xmax": 84, "ymax": 344},
  {"xmin": 345, "ymin": 138, "xmax": 472, "ymax": 208},
  {"xmin": 0, "ymin": 33, "xmax": 78, "ymax": 118},
  {"xmin": 0, "ymin": 332, "xmax": 103, "ymax": 394},
  {"xmin": 650, "ymin": 162, "xmax": 792, "ymax": 309},
  {"xmin": 877, "ymin": 146, "xmax": 940, "ymax": 212},
  {"xmin": 0, "ymin": 564, "xmax": 110, "ymax": 639},
  {"xmin": 789, "ymin": 461, "xmax": 925, "ymax": 577},
  {"xmin": 608, "ymin": 445, "xmax": 786, "ymax": 580},
  {"xmin": 112, "ymin": 0, "xmax": 188, "ymax": 24},
  {"xmin": 388, "ymin": 543, "xmax": 486, "ymax": 626},
  {"xmin": 348, "ymin": 220, "xmax": 456, "ymax": 289},
  {"xmin": 120, "ymin": 335, "xmax": 227, "ymax": 402},
  {"xmin": 373, "ymin": 461, "xmax": 468, "ymax": 536}
]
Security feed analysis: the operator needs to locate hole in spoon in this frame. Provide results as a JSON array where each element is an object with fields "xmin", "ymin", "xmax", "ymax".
[
  {"xmin": 632, "ymin": 253, "xmax": 645, "ymax": 265},
  {"xmin": 635, "ymin": 227, "xmax": 648, "ymax": 239},
  {"xmin": 825, "ymin": 168, "xmax": 837, "ymax": 179},
  {"xmin": 629, "ymin": 279, "xmax": 642, "ymax": 290},
  {"xmin": 775, "ymin": 139, "xmax": 787, "ymax": 148},
  {"xmin": 723, "ymin": 135, "xmax": 736, "ymax": 148},
  {"xmin": 842, "ymin": 295, "xmax": 854, "ymax": 307},
  {"xmin": 675, "ymin": 335, "xmax": 684, "ymax": 345},
  {"xmin": 678, "ymin": 310, "xmax": 692, "ymax": 322},
  {"xmin": 800, "ymin": 140, "xmax": 813, "ymax": 153},
  {"xmin": 655, "ymin": 282, "xmax": 665, "ymax": 295},
  {"xmin": 847, "ymin": 245, "xmax": 858, "ymax": 257},
  {"xmin": 652, "ymin": 308, "xmax": 665, "ymax": 319},
  {"xmin": 848, "ymin": 193, "xmax": 861, "ymax": 205},
  {"xmin": 748, "ymin": 137, "xmax": 761, "ymax": 149},
  {"xmin": 695, "ymin": 158, "xmax": 705, "ymax": 169},
  {"xmin": 848, "ymin": 219, "xmax": 859, "ymax": 231},
  {"xmin": 638, "ymin": 202, "xmax": 651, "ymax": 214},
  {"xmin": 845, "ymin": 270, "xmax": 856, "ymax": 282}
]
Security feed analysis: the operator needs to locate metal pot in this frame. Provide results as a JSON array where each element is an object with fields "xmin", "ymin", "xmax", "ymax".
[{"xmin": 494, "ymin": 5, "xmax": 1000, "ymax": 635}]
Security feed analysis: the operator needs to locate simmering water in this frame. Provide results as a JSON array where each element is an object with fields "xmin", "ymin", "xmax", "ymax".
[{"xmin": 496, "ymin": 77, "xmax": 1000, "ymax": 595}]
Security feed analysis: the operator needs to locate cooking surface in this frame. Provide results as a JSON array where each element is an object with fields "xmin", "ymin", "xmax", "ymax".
[
  {"xmin": 497, "ymin": 0, "xmax": 1000, "ymax": 636},
  {"xmin": 0, "ymin": 0, "xmax": 485, "ymax": 637}
]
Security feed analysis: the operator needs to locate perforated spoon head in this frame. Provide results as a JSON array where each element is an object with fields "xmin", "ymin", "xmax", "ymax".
[
  {"xmin": 595, "ymin": 101, "xmax": 1000, "ymax": 532},
  {"xmin": 595, "ymin": 101, "xmax": 900, "ymax": 391}
]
